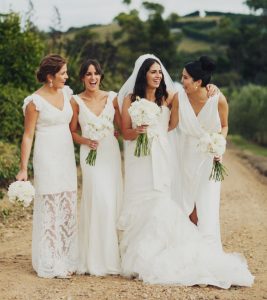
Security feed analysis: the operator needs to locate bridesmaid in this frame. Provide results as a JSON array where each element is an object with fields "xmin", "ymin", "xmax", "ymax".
[
  {"xmin": 70, "ymin": 59, "xmax": 122, "ymax": 276},
  {"xmin": 16, "ymin": 54, "xmax": 78, "ymax": 278},
  {"xmin": 176, "ymin": 55, "xmax": 228, "ymax": 251}
]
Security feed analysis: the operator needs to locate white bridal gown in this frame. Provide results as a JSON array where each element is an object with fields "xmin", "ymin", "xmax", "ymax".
[
  {"xmin": 177, "ymin": 89, "xmax": 223, "ymax": 251},
  {"xmin": 73, "ymin": 92, "xmax": 122, "ymax": 275},
  {"xmin": 118, "ymin": 104, "xmax": 254, "ymax": 288},
  {"xmin": 23, "ymin": 86, "xmax": 78, "ymax": 278}
]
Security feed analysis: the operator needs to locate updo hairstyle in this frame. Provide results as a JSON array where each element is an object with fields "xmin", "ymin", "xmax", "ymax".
[
  {"xmin": 36, "ymin": 54, "xmax": 66, "ymax": 83},
  {"xmin": 185, "ymin": 56, "xmax": 216, "ymax": 87}
]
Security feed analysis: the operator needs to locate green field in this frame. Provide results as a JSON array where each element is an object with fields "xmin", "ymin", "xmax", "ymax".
[
  {"xmin": 177, "ymin": 37, "xmax": 212, "ymax": 53},
  {"xmin": 228, "ymin": 135, "xmax": 267, "ymax": 157}
]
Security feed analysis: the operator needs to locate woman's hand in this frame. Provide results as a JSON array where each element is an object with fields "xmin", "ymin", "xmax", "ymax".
[
  {"xmin": 135, "ymin": 125, "xmax": 148, "ymax": 134},
  {"xmin": 214, "ymin": 155, "xmax": 222, "ymax": 162},
  {"xmin": 16, "ymin": 169, "xmax": 28, "ymax": 181},
  {"xmin": 86, "ymin": 139, "xmax": 99, "ymax": 150},
  {"xmin": 114, "ymin": 129, "xmax": 120, "ymax": 139},
  {"xmin": 206, "ymin": 84, "xmax": 220, "ymax": 97}
]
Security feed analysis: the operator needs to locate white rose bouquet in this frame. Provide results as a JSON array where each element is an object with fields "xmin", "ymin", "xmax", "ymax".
[
  {"xmin": 84, "ymin": 114, "xmax": 114, "ymax": 166},
  {"xmin": 198, "ymin": 132, "xmax": 228, "ymax": 181},
  {"xmin": 7, "ymin": 181, "xmax": 35, "ymax": 207},
  {"xmin": 128, "ymin": 97, "xmax": 161, "ymax": 157}
]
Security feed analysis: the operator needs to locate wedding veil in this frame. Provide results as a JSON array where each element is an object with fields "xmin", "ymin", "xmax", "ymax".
[{"xmin": 117, "ymin": 54, "xmax": 176, "ymax": 111}]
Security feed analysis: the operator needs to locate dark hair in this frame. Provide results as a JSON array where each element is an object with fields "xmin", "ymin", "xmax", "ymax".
[
  {"xmin": 79, "ymin": 59, "xmax": 104, "ymax": 82},
  {"xmin": 131, "ymin": 58, "xmax": 168, "ymax": 107},
  {"xmin": 185, "ymin": 56, "xmax": 216, "ymax": 87},
  {"xmin": 36, "ymin": 54, "xmax": 66, "ymax": 83}
]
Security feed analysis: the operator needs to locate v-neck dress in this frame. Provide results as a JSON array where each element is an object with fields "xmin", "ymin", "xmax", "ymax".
[
  {"xmin": 22, "ymin": 85, "xmax": 78, "ymax": 278},
  {"xmin": 73, "ymin": 91, "xmax": 122, "ymax": 275},
  {"xmin": 177, "ymin": 88, "xmax": 222, "ymax": 251}
]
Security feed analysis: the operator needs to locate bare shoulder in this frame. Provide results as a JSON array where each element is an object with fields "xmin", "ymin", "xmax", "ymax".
[
  {"xmin": 25, "ymin": 101, "xmax": 38, "ymax": 113},
  {"xmin": 100, "ymin": 90, "xmax": 109, "ymax": 99},
  {"xmin": 166, "ymin": 91, "xmax": 179, "ymax": 107},
  {"xmin": 218, "ymin": 92, "xmax": 228, "ymax": 107}
]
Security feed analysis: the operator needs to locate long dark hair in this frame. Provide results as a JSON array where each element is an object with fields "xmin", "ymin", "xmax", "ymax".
[{"xmin": 131, "ymin": 58, "xmax": 168, "ymax": 106}]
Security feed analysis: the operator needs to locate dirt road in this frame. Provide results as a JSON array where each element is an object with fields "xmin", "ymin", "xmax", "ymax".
[{"xmin": 0, "ymin": 147, "xmax": 266, "ymax": 300}]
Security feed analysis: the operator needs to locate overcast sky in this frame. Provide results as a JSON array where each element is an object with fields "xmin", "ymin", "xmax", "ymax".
[{"xmin": 0, "ymin": 0, "xmax": 252, "ymax": 31}]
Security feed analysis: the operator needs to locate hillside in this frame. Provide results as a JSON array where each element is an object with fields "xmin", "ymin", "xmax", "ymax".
[{"xmin": 61, "ymin": 12, "xmax": 255, "ymax": 54}]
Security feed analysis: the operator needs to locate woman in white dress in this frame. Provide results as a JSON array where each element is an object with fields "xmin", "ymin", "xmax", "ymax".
[
  {"xmin": 16, "ymin": 54, "xmax": 78, "ymax": 278},
  {"xmin": 70, "ymin": 59, "xmax": 122, "ymax": 276},
  {"xmin": 117, "ymin": 54, "xmax": 254, "ymax": 288},
  {"xmin": 176, "ymin": 56, "xmax": 228, "ymax": 251}
]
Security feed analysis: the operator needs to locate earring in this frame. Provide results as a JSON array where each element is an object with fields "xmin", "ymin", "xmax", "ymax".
[
  {"xmin": 195, "ymin": 85, "xmax": 198, "ymax": 90},
  {"xmin": 49, "ymin": 80, "xmax": 53, "ymax": 88}
]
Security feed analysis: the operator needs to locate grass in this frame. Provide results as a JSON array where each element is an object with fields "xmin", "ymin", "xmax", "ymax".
[
  {"xmin": 177, "ymin": 37, "xmax": 212, "ymax": 53},
  {"xmin": 64, "ymin": 22, "xmax": 120, "ymax": 42},
  {"xmin": 91, "ymin": 23, "xmax": 120, "ymax": 42},
  {"xmin": 228, "ymin": 135, "xmax": 267, "ymax": 157},
  {"xmin": 178, "ymin": 16, "xmax": 221, "ymax": 23}
]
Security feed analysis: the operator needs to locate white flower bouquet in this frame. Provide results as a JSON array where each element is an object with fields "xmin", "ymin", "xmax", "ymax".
[
  {"xmin": 84, "ymin": 114, "xmax": 114, "ymax": 166},
  {"xmin": 128, "ymin": 97, "xmax": 161, "ymax": 157},
  {"xmin": 7, "ymin": 181, "xmax": 35, "ymax": 207},
  {"xmin": 198, "ymin": 132, "xmax": 228, "ymax": 181}
]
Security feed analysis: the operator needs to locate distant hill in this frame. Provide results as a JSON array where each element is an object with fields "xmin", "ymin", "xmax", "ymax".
[{"xmin": 61, "ymin": 11, "xmax": 255, "ymax": 54}]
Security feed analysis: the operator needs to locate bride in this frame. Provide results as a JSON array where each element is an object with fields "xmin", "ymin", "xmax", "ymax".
[{"xmin": 117, "ymin": 54, "xmax": 254, "ymax": 288}]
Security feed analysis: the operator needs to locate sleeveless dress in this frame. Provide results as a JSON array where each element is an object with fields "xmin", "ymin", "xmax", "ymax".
[
  {"xmin": 73, "ymin": 91, "xmax": 122, "ymax": 276},
  {"xmin": 118, "ymin": 104, "xmax": 254, "ymax": 288},
  {"xmin": 22, "ymin": 86, "xmax": 78, "ymax": 278},
  {"xmin": 178, "ymin": 89, "xmax": 222, "ymax": 251}
]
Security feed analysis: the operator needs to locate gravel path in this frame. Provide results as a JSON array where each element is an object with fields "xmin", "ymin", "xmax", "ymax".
[{"xmin": 0, "ymin": 147, "xmax": 266, "ymax": 300}]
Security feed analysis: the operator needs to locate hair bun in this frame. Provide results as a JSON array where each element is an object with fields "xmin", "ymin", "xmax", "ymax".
[{"xmin": 199, "ymin": 56, "xmax": 216, "ymax": 73}]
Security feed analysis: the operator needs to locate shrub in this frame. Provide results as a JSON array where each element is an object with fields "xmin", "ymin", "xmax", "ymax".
[
  {"xmin": 229, "ymin": 84, "xmax": 267, "ymax": 145},
  {"xmin": 0, "ymin": 83, "xmax": 28, "ymax": 144},
  {"xmin": 0, "ymin": 141, "xmax": 20, "ymax": 187}
]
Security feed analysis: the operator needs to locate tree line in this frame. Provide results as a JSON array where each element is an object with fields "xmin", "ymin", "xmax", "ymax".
[{"xmin": 0, "ymin": 0, "xmax": 266, "ymax": 186}]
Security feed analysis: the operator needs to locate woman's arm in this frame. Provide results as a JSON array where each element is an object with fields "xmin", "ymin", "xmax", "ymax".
[
  {"xmin": 218, "ymin": 93, "xmax": 229, "ymax": 138},
  {"xmin": 121, "ymin": 96, "xmax": 146, "ymax": 140},
  {"xmin": 168, "ymin": 93, "xmax": 179, "ymax": 131},
  {"xmin": 16, "ymin": 102, "xmax": 38, "ymax": 181},
  {"xmin": 69, "ymin": 98, "xmax": 98, "ymax": 150}
]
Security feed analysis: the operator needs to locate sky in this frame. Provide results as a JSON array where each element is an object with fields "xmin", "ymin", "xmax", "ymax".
[{"xmin": 0, "ymin": 0, "xmax": 252, "ymax": 31}]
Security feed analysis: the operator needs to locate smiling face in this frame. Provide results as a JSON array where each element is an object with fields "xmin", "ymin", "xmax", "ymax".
[
  {"xmin": 82, "ymin": 64, "xmax": 101, "ymax": 92},
  {"xmin": 48, "ymin": 63, "xmax": 68, "ymax": 89},
  {"xmin": 181, "ymin": 68, "xmax": 200, "ymax": 94},
  {"xmin": 146, "ymin": 62, "xmax": 163, "ymax": 89}
]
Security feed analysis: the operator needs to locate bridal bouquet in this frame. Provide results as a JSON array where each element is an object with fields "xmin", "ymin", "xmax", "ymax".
[
  {"xmin": 7, "ymin": 181, "xmax": 35, "ymax": 207},
  {"xmin": 84, "ymin": 115, "xmax": 114, "ymax": 166},
  {"xmin": 128, "ymin": 97, "xmax": 160, "ymax": 157},
  {"xmin": 198, "ymin": 132, "xmax": 228, "ymax": 181}
]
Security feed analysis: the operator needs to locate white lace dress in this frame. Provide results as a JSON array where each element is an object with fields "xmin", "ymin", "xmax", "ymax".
[
  {"xmin": 73, "ymin": 91, "xmax": 122, "ymax": 275},
  {"xmin": 118, "ymin": 104, "xmax": 254, "ymax": 288},
  {"xmin": 23, "ymin": 86, "xmax": 78, "ymax": 278}
]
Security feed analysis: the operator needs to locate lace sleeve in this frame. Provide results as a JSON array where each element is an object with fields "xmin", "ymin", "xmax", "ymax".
[
  {"xmin": 22, "ymin": 95, "xmax": 43, "ymax": 116},
  {"xmin": 63, "ymin": 85, "xmax": 73, "ymax": 101}
]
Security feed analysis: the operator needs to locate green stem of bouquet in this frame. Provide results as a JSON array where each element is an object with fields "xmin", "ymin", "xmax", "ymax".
[
  {"xmin": 134, "ymin": 133, "xmax": 150, "ymax": 157},
  {"xmin": 86, "ymin": 149, "xmax": 97, "ymax": 166},
  {"xmin": 209, "ymin": 161, "xmax": 228, "ymax": 182}
]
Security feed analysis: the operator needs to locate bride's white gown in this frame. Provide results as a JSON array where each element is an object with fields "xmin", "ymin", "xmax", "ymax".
[{"xmin": 118, "ymin": 105, "xmax": 254, "ymax": 288}]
